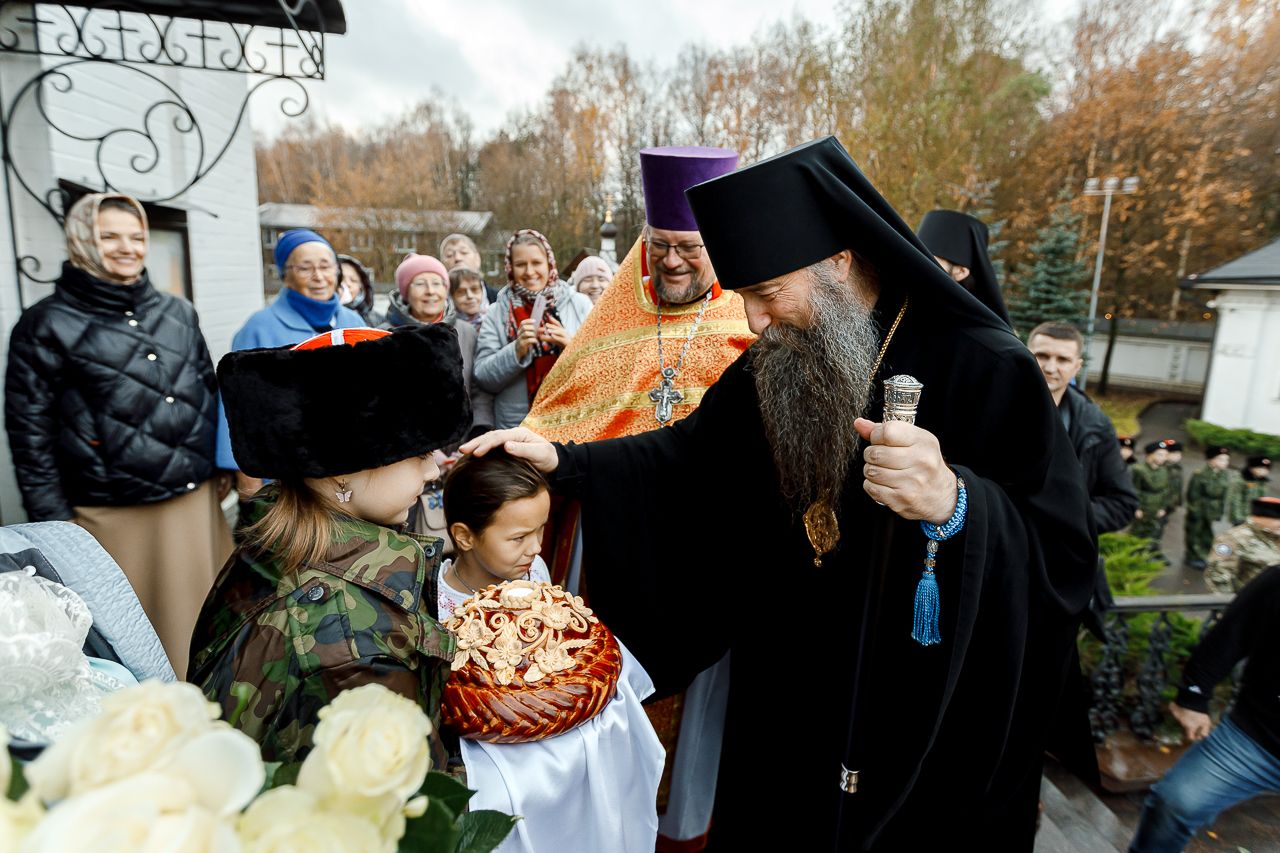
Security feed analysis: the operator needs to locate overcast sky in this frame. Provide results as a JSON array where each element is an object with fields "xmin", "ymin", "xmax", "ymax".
[
  {"xmin": 251, "ymin": 0, "xmax": 1082, "ymax": 141},
  {"xmin": 251, "ymin": 0, "xmax": 848, "ymax": 139}
]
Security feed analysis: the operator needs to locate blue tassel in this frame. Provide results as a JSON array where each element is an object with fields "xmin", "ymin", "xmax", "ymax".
[
  {"xmin": 912, "ymin": 568, "xmax": 941, "ymax": 646},
  {"xmin": 914, "ymin": 475, "xmax": 964, "ymax": 647}
]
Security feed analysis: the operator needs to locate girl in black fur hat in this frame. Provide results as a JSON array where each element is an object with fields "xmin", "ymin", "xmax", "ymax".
[{"xmin": 188, "ymin": 325, "xmax": 471, "ymax": 765}]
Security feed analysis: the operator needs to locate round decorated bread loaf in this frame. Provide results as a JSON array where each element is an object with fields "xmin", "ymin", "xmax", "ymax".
[{"xmin": 441, "ymin": 580, "xmax": 622, "ymax": 743}]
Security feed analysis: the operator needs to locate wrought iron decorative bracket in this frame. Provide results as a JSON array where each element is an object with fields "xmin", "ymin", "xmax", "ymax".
[
  {"xmin": 0, "ymin": 0, "xmax": 334, "ymax": 299},
  {"xmin": 0, "ymin": 1, "xmax": 328, "ymax": 77}
]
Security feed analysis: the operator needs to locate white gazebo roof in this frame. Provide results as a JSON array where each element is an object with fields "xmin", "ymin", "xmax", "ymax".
[{"xmin": 1186, "ymin": 237, "xmax": 1280, "ymax": 290}]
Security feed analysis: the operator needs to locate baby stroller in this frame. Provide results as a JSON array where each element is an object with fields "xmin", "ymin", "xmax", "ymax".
[{"xmin": 0, "ymin": 521, "xmax": 174, "ymax": 761}]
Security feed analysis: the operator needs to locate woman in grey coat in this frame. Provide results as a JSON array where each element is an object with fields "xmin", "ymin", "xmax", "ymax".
[{"xmin": 474, "ymin": 230, "xmax": 592, "ymax": 428}]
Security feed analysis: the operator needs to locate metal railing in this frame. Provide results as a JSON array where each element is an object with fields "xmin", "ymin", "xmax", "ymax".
[{"xmin": 1088, "ymin": 593, "xmax": 1235, "ymax": 742}]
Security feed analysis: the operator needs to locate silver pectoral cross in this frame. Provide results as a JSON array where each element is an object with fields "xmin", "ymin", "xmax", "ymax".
[{"xmin": 649, "ymin": 367, "xmax": 684, "ymax": 425}]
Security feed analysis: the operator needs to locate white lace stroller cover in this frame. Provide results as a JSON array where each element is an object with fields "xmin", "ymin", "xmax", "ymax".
[
  {"xmin": 0, "ymin": 569, "xmax": 134, "ymax": 743},
  {"xmin": 0, "ymin": 522, "xmax": 172, "ymax": 747}
]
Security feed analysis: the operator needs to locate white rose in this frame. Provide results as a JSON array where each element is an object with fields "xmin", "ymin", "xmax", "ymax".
[
  {"xmin": 238, "ymin": 786, "xmax": 385, "ymax": 853},
  {"xmin": 0, "ymin": 793, "xmax": 43, "ymax": 853},
  {"xmin": 1, "ymin": 724, "xmax": 9, "ymax": 795},
  {"xmin": 25, "ymin": 681, "xmax": 221, "ymax": 802},
  {"xmin": 18, "ymin": 772, "xmax": 239, "ymax": 853},
  {"xmin": 163, "ymin": 727, "xmax": 267, "ymax": 817},
  {"xmin": 298, "ymin": 684, "xmax": 431, "ymax": 805}
]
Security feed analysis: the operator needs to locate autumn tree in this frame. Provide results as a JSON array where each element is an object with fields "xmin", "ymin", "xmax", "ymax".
[
  {"xmin": 839, "ymin": 0, "xmax": 1048, "ymax": 225},
  {"xmin": 1001, "ymin": 0, "xmax": 1279, "ymax": 329},
  {"xmin": 252, "ymin": 0, "xmax": 1279, "ymax": 331}
]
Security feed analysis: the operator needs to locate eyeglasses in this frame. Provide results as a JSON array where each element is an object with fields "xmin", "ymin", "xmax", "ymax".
[
  {"xmin": 647, "ymin": 239, "xmax": 704, "ymax": 261},
  {"xmin": 286, "ymin": 262, "xmax": 335, "ymax": 278}
]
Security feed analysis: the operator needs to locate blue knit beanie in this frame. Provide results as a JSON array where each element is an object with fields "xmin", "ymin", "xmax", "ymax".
[{"xmin": 274, "ymin": 229, "xmax": 333, "ymax": 275}]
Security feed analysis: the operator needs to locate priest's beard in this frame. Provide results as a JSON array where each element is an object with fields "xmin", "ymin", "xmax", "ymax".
[
  {"xmin": 752, "ymin": 261, "xmax": 881, "ymax": 517},
  {"xmin": 652, "ymin": 262, "xmax": 714, "ymax": 304}
]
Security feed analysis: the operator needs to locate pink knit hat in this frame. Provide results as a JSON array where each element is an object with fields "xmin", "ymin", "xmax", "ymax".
[{"xmin": 395, "ymin": 254, "xmax": 450, "ymax": 300}]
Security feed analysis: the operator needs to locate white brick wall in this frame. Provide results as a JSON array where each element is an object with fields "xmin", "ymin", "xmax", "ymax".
[{"xmin": 1082, "ymin": 336, "xmax": 1210, "ymax": 395}]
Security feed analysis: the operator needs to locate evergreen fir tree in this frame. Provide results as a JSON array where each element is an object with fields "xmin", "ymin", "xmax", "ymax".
[{"xmin": 1006, "ymin": 193, "xmax": 1090, "ymax": 341}]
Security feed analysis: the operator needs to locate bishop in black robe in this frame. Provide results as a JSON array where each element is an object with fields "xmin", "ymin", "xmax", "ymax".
[{"xmin": 464, "ymin": 137, "xmax": 1096, "ymax": 851}]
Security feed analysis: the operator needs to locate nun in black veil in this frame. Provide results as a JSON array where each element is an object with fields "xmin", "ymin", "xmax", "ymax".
[{"xmin": 917, "ymin": 209, "xmax": 1013, "ymax": 328}]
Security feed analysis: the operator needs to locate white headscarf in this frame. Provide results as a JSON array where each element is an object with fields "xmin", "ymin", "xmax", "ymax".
[{"xmin": 64, "ymin": 192, "xmax": 149, "ymax": 284}]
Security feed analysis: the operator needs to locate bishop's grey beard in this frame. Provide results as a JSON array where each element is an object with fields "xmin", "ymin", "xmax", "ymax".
[{"xmin": 751, "ymin": 262, "xmax": 881, "ymax": 517}]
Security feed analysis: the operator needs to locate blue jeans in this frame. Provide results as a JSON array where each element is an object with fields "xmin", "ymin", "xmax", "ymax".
[{"xmin": 1130, "ymin": 716, "xmax": 1280, "ymax": 852}]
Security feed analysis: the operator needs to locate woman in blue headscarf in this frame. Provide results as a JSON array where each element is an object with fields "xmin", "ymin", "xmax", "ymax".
[{"xmin": 215, "ymin": 229, "xmax": 365, "ymax": 502}]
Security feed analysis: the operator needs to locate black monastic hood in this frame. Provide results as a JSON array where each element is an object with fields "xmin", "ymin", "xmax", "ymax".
[
  {"xmin": 684, "ymin": 136, "xmax": 1011, "ymax": 335},
  {"xmin": 917, "ymin": 209, "xmax": 1012, "ymax": 327}
]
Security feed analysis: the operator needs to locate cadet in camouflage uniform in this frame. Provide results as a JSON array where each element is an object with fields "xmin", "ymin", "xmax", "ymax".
[
  {"xmin": 1118, "ymin": 436, "xmax": 1135, "ymax": 466},
  {"xmin": 1227, "ymin": 455, "xmax": 1272, "ymax": 525},
  {"xmin": 1184, "ymin": 445, "xmax": 1238, "ymax": 570},
  {"xmin": 1205, "ymin": 496, "xmax": 1280, "ymax": 594},
  {"xmin": 1130, "ymin": 440, "xmax": 1173, "ymax": 547},
  {"xmin": 189, "ymin": 324, "xmax": 470, "ymax": 764},
  {"xmin": 189, "ymin": 494, "xmax": 454, "ymax": 764},
  {"xmin": 1163, "ymin": 439, "xmax": 1185, "ymax": 513}
]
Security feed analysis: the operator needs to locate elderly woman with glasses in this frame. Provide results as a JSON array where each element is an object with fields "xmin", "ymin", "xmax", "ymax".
[{"xmin": 215, "ymin": 229, "xmax": 365, "ymax": 502}]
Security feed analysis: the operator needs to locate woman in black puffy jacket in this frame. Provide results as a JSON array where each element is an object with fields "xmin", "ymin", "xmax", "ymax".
[{"xmin": 4, "ymin": 192, "xmax": 233, "ymax": 677}]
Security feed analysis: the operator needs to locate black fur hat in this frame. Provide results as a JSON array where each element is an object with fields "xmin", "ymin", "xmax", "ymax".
[{"xmin": 218, "ymin": 325, "xmax": 471, "ymax": 479}]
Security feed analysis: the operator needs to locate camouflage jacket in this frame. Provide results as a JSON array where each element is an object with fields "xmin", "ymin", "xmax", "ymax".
[
  {"xmin": 1165, "ymin": 461, "xmax": 1184, "ymax": 508},
  {"xmin": 188, "ymin": 491, "xmax": 454, "ymax": 765},
  {"xmin": 1205, "ymin": 522, "xmax": 1280, "ymax": 594},
  {"xmin": 1185, "ymin": 466, "xmax": 1237, "ymax": 520},
  {"xmin": 1130, "ymin": 461, "xmax": 1172, "ymax": 515},
  {"xmin": 1227, "ymin": 478, "xmax": 1268, "ymax": 526}
]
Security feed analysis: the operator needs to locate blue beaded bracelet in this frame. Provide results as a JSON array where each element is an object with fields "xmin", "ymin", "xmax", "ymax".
[
  {"xmin": 911, "ymin": 476, "xmax": 967, "ymax": 646},
  {"xmin": 921, "ymin": 476, "xmax": 967, "ymax": 541}
]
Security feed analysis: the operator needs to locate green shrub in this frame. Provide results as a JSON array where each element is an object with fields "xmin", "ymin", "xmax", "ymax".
[
  {"xmin": 1098, "ymin": 532, "xmax": 1164, "ymax": 595},
  {"xmin": 1184, "ymin": 419, "xmax": 1280, "ymax": 458}
]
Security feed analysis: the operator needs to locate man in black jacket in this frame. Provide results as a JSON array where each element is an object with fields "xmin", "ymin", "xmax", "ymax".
[
  {"xmin": 1030, "ymin": 321, "xmax": 1138, "ymax": 786},
  {"xmin": 1028, "ymin": 321, "xmax": 1138, "ymax": 532},
  {"xmin": 1130, "ymin": 563, "xmax": 1280, "ymax": 851}
]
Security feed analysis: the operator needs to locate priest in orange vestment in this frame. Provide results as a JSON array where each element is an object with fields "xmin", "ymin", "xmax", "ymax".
[
  {"xmin": 524, "ymin": 185, "xmax": 753, "ymax": 439},
  {"xmin": 523, "ymin": 146, "xmax": 752, "ymax": 853}
]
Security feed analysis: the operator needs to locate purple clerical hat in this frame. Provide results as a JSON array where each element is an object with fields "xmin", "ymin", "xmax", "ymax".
[{"xmin": 640, "ymin": 146, "xmax": 738, "ymax": 232}]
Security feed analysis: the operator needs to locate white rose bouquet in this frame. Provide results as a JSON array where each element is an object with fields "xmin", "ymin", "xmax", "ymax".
[{"xmin": 2, "ymin": 682, "xmax": 515, "ymax": 853}]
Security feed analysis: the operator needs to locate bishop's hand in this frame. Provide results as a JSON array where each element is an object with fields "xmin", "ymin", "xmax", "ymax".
[
  {"xmin": 460, "ymin": 427, "xmax": 560, "ymax": 474},
  {"xmin": 854, "ymin": 417, "xmax": 957, "ymax": 525}
]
